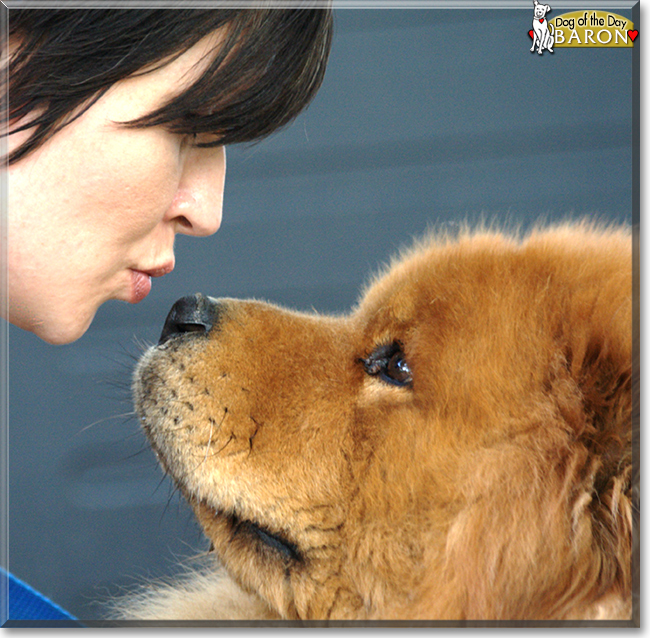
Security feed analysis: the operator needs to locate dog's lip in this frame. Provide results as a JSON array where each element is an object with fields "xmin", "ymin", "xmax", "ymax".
[
  {"xmin": 243, "ymin": 519, "xmax": 302, "ymax": 562},
  {"xmin": 197, "ymin": 500, "xmax": 303, "ymax": 563}
]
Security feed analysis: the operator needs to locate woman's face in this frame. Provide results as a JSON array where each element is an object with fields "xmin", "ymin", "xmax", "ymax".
[{"xmin": 6, "ymin": 33, "xmax": 226, "ymax": 344}]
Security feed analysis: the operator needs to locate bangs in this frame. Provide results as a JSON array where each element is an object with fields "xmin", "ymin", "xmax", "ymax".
[
  {"xmin": 5, "ymin": 8, "xmax": 332, "ymax": 163},
  {"xmin": 123, "ymin": 9, "xmax": 333, "ymax": 146}
]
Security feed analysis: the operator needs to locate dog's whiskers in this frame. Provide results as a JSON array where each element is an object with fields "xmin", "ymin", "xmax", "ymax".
[
  {"xmin": 184, "ymin": 408, "xmax": 230, "ymax": 474},
  {"xmin": 74, "ymin": 411, "xmax": 137, "ymax": 436},
  {"xmin": 202, "ymin": 414, "xmax": 215, "ymax": 467},
  {"xmin": 131, "ymin": 334, "xmax": 154, "ymax": 354}
]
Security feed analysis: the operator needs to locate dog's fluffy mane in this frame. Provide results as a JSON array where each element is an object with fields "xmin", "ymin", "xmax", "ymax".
[{"xmin": 109, "ymin": 565, "xmax": 277, "ymax": 621}]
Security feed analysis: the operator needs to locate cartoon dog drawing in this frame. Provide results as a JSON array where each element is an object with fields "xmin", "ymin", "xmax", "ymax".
[{"xmin": 530, "ymin": 0, "xmax": 554, "ymax": 54}]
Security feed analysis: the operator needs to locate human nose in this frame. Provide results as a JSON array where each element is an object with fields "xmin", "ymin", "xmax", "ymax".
[{"xmin": 168, "ymin": 145, "xmax": 226, "ymax": 236}]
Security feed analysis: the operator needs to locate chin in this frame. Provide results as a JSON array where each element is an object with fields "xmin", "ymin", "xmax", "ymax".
[{"xmin": 32, "ymin": 309, "xmax": 96, "ymax": 345}]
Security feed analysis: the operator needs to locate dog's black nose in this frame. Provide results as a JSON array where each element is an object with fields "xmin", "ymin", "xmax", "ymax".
[{"xmin": 159, "ymin": 293, "xmax": 221, "ymax": 345}]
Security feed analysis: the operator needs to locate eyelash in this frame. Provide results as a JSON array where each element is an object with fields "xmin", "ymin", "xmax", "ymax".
[
  {"xmin": 178, "ymin": 132, "xmax": 221, "ymax": 149},
  {"xmin": 189, "ymin": 132, "xmax": 223, "ymax": 148}
]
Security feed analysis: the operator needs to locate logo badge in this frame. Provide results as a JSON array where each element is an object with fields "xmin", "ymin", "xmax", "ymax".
[{"xmin": 527, "ymin": 2, "xmax": 637, "ymax": 52}]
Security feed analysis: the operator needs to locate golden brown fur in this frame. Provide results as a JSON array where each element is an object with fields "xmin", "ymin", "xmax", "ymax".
[{"xmin": 120, "ymin": 222, "xmax": 634, "ymax": 622}]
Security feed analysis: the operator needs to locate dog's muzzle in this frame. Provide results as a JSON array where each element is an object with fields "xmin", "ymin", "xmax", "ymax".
[{"xmin": 158, "ymin": 293, "xmax": 222, "ymax": 345}]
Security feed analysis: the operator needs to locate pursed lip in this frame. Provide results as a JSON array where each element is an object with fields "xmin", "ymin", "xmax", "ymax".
[
  {"xmin": 135, "ymin": 260, "xmax": 175, "ymax": 278},
  {"xmin": 126, "ymin": 260, "xmax": 175, "ymax": 304}
]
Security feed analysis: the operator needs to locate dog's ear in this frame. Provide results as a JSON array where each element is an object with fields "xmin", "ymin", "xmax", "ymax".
[
  {"xmin": 568, "ymin": 315, "xmax": 632, "ymax": 487},
  {"xmin": 557, "ymin": 302, "xmax": 634, "ymax": 616},
  {"xmin": 545, "ymin": 5, "xmax": 551, "ymax": 13}
]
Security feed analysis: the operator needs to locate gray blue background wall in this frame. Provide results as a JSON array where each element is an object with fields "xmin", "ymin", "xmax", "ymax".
[{"xmin": 8, "ymin": 6, "xmax": 635, "ymax": 619}]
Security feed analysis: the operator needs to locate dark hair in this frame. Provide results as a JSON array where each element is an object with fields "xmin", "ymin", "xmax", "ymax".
[{"xmin": 3, "ymin": 8, "xmax": 333, "ymax": 164}]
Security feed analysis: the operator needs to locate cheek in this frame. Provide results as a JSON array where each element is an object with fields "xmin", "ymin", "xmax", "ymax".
[{"xmin": 77, "ymin": 129, "xmax": 184, "ymax": 237}]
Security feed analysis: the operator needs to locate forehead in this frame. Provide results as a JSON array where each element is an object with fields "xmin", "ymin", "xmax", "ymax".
[
  {"xmin": 355, "ymin": 234, "xmax": 523, "ymax": 340},
  {"xmin": 100, "ymin": 29, "xmax": 226, "ymax": 125}
]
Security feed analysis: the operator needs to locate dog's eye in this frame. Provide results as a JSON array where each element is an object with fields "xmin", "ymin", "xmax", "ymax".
[
  {"xmin": 384, "ymin": 350, "xmax": 413, "ymax": 386},
  {"xmin": 361, "ymin": 342, "xmax": 413, "ymax": 388}
]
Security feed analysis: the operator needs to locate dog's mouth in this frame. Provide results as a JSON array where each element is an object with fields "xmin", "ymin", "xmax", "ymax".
[
  {"xmin": 228, "ymin": 511, "xmax": 302, "ymax": 563},
  {"xmin": 193, "ymin": 499, "xmax": 304, "ymax": 567}
]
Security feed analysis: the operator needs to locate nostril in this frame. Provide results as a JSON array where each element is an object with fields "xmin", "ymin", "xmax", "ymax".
[
  {"xmin": 174, "ymin": 322, "xmax": 208, "ymax": 335},
  {"xmin": 158, "ymin": 293, "xmax": 221, "ymax": 345},
  {"xmin": 176, "ymin": 215, "xmax": 192, "ymax": 230}
]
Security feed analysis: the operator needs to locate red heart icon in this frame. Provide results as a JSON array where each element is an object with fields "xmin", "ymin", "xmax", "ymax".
[
  {"xmin": 528, "ymin": 29, "xmax": 534, "ymax": 39},
  {"xmin": 628, "ymin": 30, "xmax": 639, "ymax": 42},
  {"xmin": 539, "ymin": 18, "xmax": 544, "ymax": 23}
]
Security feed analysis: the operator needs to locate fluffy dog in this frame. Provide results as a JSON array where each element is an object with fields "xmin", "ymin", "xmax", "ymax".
[{"xmin": 117, "ymin": 223, "xmax": 634, "ymax": 622}]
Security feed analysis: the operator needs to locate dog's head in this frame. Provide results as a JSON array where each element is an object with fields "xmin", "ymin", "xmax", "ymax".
[
  {"xmin": 533, "ymin": 0, "xmax": 551, "ymax": 20},
  {"xmin": 134, "ymin": 223, "xmax": 633, "ymax": 620}
]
